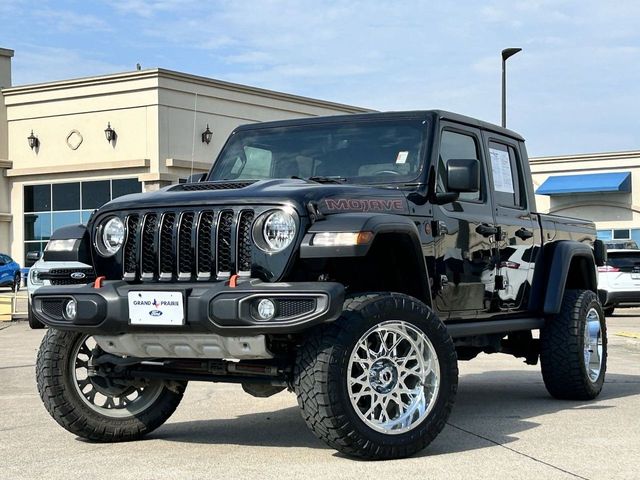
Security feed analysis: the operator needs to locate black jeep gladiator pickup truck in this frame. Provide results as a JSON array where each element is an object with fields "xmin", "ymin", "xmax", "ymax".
[{"xmin": 33, "ymin": 110, "xmax": 607, "ymax": 460}]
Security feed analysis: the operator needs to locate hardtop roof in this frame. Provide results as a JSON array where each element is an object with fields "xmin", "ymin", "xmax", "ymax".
[{"xmin": 232, "ymin": 110, "xmax": 525, "ymax": 142}]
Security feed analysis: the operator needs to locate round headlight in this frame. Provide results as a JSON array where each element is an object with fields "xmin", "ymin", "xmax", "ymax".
[
  {"xmin": 262, "ymin": 210, "xmax": 296, "ymax": 252},
  {"xmin": 100, "ymin": 217, "xmax": 125, "ymax": 256},
  {"xmin": 30, "ymin": 269, "xmax": 44, "ymax": 286}
]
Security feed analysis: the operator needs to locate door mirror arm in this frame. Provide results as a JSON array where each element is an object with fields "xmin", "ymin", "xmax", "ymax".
[{"xmin": 432, "ymin": 192, "xmax": 460, "ymax": 205}]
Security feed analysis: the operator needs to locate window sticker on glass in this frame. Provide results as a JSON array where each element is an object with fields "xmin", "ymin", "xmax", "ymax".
[
  {"xmin": 395, "ymin": 151, "xmax": 409, "ymax": 164},
  {"xmin": 489, "ymin": 147, "xmax": 514, "ymax": 193}
]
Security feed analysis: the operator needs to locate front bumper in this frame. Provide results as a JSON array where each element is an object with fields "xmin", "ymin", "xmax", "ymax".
[{"xmin": 32, "ymin": 279, "xmax": 345, "ymax": 335}]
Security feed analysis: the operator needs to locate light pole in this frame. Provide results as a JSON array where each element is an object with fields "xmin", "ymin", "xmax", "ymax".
[{"xmin": 501, "ymin": 47, "xmax": 522, "ymax": 128}]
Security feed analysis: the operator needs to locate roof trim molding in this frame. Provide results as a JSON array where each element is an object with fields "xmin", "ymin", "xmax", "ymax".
[
  {"xmin": 2, "ymin": 70, "xmax": 160, "ymax": 97},
  {"xmin": 6, "ymin": 158, "xmax": 150, "ymax": 177},
  {"xmin": 2, "ymin": 67, "xmax": 371, "ymax": 113},
  {"xmin": 165, "ymin": 158, "xmax": 211, "ymax": 172},
  {"xmin": 530, "ymin": 150, "xmax": 640, "ymax": 164}
]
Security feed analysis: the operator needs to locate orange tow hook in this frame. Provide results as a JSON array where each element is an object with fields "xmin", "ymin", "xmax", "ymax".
[
  {"xmin": 229, "ymin": 274, "xmax": 239, "ymax": 288},
  {"xmin": 94, "ymin": 276, "xmax": 106, "ymax": 289}
]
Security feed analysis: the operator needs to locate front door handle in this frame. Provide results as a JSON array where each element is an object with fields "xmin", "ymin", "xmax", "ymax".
[
  {"xmin": 475, "ymin": 223, "xmax": 498, "ymax": 237},
  {"xmin": 515, "ymin": 228, "xmax": 534, "ymax": 240}
]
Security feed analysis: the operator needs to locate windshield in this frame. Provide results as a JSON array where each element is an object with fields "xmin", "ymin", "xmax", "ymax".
[{"xmin": 208, "ymin": 119, "xmax": 428, "ymax": 185}]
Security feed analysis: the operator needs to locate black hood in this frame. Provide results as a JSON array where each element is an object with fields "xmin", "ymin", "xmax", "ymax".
[{"xmin": 97, "ymin": 179, "xmax": 412, "ymax": 217}]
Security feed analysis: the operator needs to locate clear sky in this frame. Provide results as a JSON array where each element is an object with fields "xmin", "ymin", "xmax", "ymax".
[{"xmin": 1, "ymin": 0, "xmax": 639, "ymax": 157}]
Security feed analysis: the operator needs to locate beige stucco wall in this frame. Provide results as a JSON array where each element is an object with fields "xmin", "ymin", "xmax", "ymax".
[
  {"xmin": 530, "ymin": 151, "xmax": 640, "ymax": 232},
  {"xmin": 1, "ymin": 63, "xmax": 369, "ymax": 263},
  {"xmin": 0, "ymin": 48, "xmax": 13, "ymax": 254},
  {"xmin": 156, "ymin": 70, "xmax": 368, "ymax": 182}
]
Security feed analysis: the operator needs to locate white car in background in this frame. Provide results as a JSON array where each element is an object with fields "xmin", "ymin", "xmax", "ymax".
[
  {"xmin": 598, "ymin": 248, "xmax": 640, "ymax": 316},
  {"xmin": 27, "ymin": 259, "xmax": 95, "ymax": 329}
]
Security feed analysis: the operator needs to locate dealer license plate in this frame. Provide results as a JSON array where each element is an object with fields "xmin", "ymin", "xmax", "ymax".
[
  {"xmin": 128, "ymin": 291, "xmax": 184, "ymax": 326},
  {"xmin": 632, "ymin": 273, "xmax": 640, "ymax": 280}
]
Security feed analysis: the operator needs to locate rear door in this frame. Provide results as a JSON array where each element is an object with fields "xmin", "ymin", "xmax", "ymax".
[
  {"xmin": 0, "ymin": 255, "xmax": 9, "ymax": 286},
  {"xmin": 482, "ymin": 133, "xmax": 539, "ymax": 313}
]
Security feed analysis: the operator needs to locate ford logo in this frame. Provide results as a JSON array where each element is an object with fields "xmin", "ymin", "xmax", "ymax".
[
  {"xmin": 70, "ymin": 272, "xmax": 86, "ymax": 280},
  {"xmin": 149, "ymin": 310, "xmax": 163, "ymax": 317}
]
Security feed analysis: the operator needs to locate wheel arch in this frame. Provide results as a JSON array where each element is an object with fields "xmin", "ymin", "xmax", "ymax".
[
  {"xmin": 299, "ymin": 213, "xmax": 432, "ymax": 307},
  {"xmin": 532, "ymin": 240, "xmax": 598, "ymax": 315}
]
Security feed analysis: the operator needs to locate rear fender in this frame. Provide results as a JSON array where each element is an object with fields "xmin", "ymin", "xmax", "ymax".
[{"xmin": 532, "ymin": 240, "xmax": 598, "ymax": 315}]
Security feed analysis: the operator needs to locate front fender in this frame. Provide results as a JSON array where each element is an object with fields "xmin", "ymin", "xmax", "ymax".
[
  {"xmin": 299, "ymin": 213, "xmax": 423, "ymax": 259},
  {"xmin": 42, "ymin": 224, "xmax": 92, "ymax": 264}
]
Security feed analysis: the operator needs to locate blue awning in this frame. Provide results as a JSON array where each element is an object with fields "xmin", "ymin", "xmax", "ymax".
[{"xmin": 536, "ymin": 172, "xmax": 631, "ymax": 196}]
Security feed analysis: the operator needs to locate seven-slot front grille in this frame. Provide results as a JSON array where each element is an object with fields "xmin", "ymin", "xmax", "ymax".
[{"xmin": 121, "ymin": 208, "xmax": 255, "ymax": 282}]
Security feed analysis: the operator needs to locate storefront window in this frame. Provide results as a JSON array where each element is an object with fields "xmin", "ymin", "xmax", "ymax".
[
  {"xmin": 23, "ymin": 178, "xmax": 142, "ymax": 265},
  {"xmin": 52, "ymin": 183, "xmax": 80, "ymax": 211}
]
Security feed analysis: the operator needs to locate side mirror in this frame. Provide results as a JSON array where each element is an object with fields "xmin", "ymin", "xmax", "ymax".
[
  {"xmin": 446, "ymin": 159, "xmax": 479, "ymax": 193},
  {"xmin": 187, "ymin": 173, "xmax": 206, "ymax": 183},
  {"xmin": 26, "ymin": 251, "xmax": 41, "ymax": 262},
  {"xmin": 593, "ymin": 239, "xmax": 607, "ymax": 267}
]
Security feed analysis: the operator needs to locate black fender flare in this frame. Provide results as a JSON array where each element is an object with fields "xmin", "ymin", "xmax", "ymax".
[
  {"xmin": 43, "ymin": 224, "xmax": 92, "ymax": 264},
  {"xmin": 299, "ymin": 213, "xmax": 431, "ymax": 305},
  {"xmin": 534, "ymin": 240, "xmax": 598, "ymax": 315},
  {"xmin": 300, "ymin": 213, "xmax": 423, "ymax": 259}
]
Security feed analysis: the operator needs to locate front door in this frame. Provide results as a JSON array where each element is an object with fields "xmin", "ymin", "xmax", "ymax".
[{"xmin": 432, "ymin": 124, "xmax": 496, "ymax": 320}]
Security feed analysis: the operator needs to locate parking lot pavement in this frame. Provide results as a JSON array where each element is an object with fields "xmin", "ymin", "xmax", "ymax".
[{"xmin": 1, "ymin": 315, "xmax": 638, "ymax": 480}]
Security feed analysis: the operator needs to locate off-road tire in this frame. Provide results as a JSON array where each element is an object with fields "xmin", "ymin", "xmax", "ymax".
[
  {"xmin": 540, "ymin": 289, "xmax": 607, "ymax": 400},
  {"xmin": 36, "ymin": 329, "xmax": 186, "ymax": 441},
  {"xmin": 294, "ymin": 293, "xmax": 458, "ymax": 460}
]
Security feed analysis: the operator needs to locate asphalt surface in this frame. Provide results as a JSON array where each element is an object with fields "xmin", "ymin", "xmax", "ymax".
[{"xmin": 1, "ymin": 314, "xmax": 639, "ymax": 480}]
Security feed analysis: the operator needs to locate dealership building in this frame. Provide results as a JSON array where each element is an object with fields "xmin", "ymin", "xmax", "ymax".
[
  {"xmin": 1, "ymin": 45, "xmax": 639, "ymax": 266},
  {"xmin": 530, "ymin": 150, "xmax": 640, "ymax": 245}
]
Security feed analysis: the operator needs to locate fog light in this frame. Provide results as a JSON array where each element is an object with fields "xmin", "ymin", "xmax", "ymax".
[
  {"xmin": 65, "ymin": 299, "xmax": 77, "ymax": 320},
  {"xmin": 256, "ymin": 299, "xmax": 276, "ymax": 320}
]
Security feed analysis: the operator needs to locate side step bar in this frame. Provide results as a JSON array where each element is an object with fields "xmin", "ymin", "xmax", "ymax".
[{"xmin": 446, "ymin": 317, "xmax": 546, "ymax": 338}]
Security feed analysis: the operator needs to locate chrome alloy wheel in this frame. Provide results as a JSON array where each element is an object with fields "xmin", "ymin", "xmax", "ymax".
[
  {"xmin": 584, "ymin": 308, "xmax": 604, "ymax": 382},
  {"xmin": 70, "ymin": 335, "xmax": 163, "ymax": 418},
  {"xmin": 347, "ymin": 320, "xmax": 440, "ymax": 435}
]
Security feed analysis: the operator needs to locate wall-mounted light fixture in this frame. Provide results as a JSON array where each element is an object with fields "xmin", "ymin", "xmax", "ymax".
[
  {"xmin": 201, "ymin": 124, "xmax": 213, "ymax": 144},
  {"xmin": 27, "ymin": 130, "xmax": 39, "ymax": 150},
  {"xmin": 104, "ymin": 122, "xmax": 117, "ymax": 143}
]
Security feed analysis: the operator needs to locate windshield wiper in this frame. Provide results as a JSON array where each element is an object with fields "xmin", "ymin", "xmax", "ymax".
[{"xmin": 292, "ymin": 175, "xmax": 347, "ymax": 184}]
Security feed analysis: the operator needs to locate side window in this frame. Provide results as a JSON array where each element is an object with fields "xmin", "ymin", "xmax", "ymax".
[
  {"xmin": 488, "ymin": 141, "xmax": 524, "ymax": 208},
  {"xmin": 438, "ymin": 130, "xmax": 482, "ymax": 202}
]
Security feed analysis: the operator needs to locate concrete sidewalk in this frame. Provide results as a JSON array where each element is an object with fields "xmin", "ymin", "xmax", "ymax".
[{"xmin": 0, "ymin": 315, "xmax": 638, "ymax": 480}]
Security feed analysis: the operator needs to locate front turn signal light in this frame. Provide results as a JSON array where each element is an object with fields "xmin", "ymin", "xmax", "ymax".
[{"xmin": 311, "ymin": 231, "xmax": 374, "ymax": 247}]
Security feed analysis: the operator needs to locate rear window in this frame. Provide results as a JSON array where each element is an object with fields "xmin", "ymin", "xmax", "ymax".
[{"xmin": 607, "ymin": 252, "xmax": 640, "ymax": 270}]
